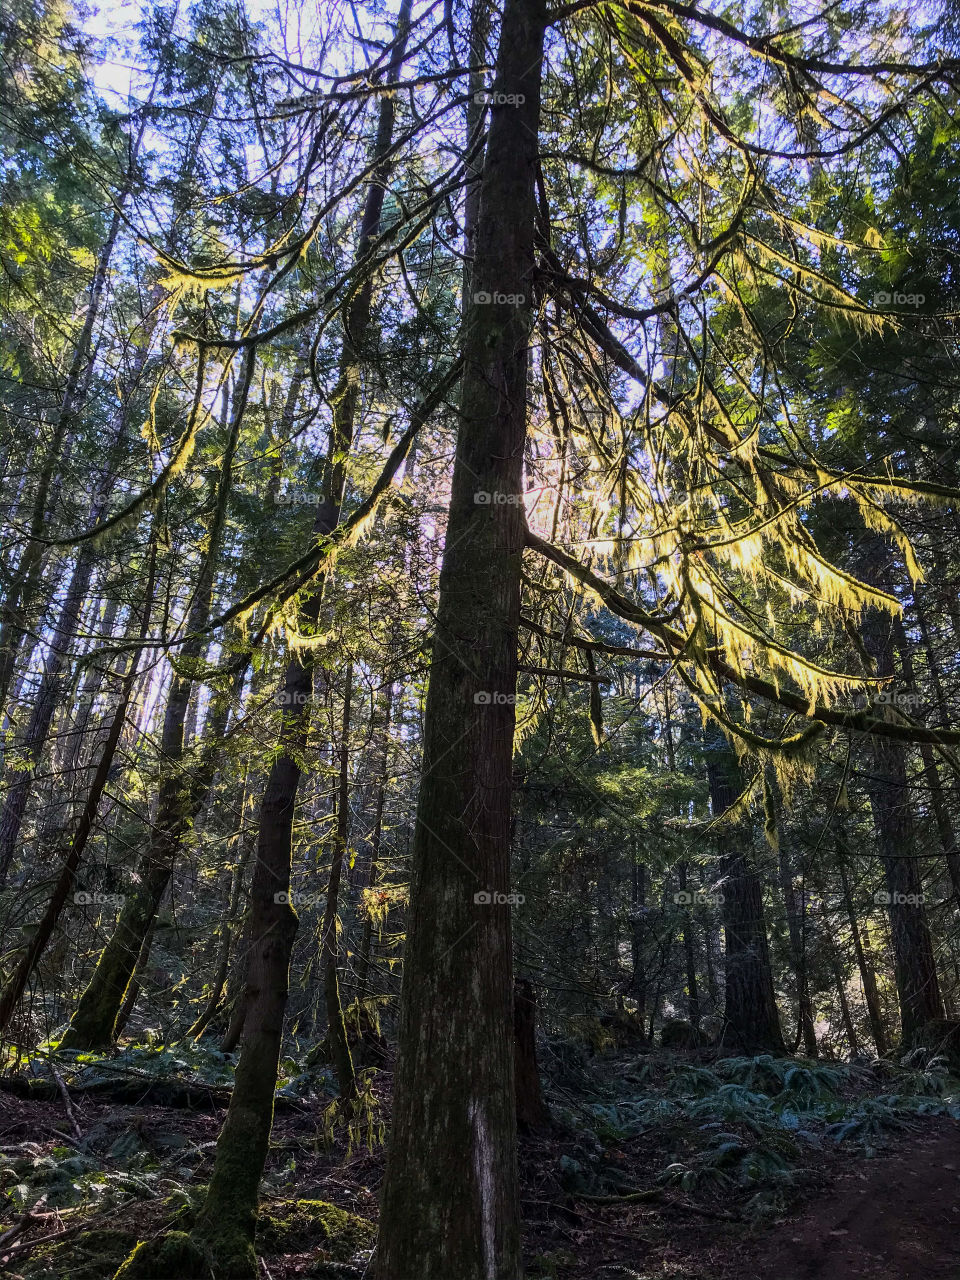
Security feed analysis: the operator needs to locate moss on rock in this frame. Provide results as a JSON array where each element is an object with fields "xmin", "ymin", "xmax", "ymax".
[
  {"xmin": 23, "ymin": 1228, "xmax": 138, "ymax": 1280},
  {"xmin": 112, "ymin": 1231, "xmax": 210, "ymax": 1279},
  {"xmin": 255, "ymin": 1199, "xmax": 374, "ymax": 1258}
]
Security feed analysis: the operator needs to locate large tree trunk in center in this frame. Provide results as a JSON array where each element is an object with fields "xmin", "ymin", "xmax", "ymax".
[{"xmin": 373, "ymin": 0, "xmax": 545, "ymax": 1274}]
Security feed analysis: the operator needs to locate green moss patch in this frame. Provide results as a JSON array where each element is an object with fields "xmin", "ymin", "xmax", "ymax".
[
  {"xmin": 22, "ymin": 1228, "xmax": 139, "ymax": 1280},
  {"xmin": 256, "ymin": 1198, "xmax": 374, "ymax": 1258},
  {"xmin": 112, "ymin": 1231, "xmax": 210, "ymax": 1278}
]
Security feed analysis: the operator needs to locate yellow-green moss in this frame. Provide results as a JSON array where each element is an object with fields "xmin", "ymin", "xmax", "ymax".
[
  {"xmin": 256, "ymin": 1198, "xmax": 374, "ymax": 1258},
  {"xmin": 24, "ymin": 1228, "xmax": 137, "ymax": 1280},
  {"xmin": 112, "ymin": 1231, "xmax": 209, "ymax": 1279}
]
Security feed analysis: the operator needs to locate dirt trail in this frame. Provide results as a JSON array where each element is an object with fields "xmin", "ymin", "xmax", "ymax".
[{"xmin": 737, "ymin": 1120, "xmax": 960, "ymax": 1279}]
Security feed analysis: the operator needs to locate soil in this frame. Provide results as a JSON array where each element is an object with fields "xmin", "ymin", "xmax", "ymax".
[
  {"xmin": 739, "ymin": 1120, "xmax": 960, "ymax": 1280},
  {"xmin": 2, "ymin": 1086, "xmax": 960, "ymax": 1278},
  {"xmin": 544, "ymin": 1119, "xmax": 960, "ymax": 1280}
]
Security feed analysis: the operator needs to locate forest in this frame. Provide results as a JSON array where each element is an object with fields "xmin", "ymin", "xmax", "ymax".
[{"xmin": 1, "ymin": 0, "xmax": 960, "ymax": 1276}]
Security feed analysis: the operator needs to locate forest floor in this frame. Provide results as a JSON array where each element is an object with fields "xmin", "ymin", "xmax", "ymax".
[
  {"xmin": 528, "ymin": 1118, "xmax": 960, "ymax": 1279},
  {"xmin": 1, "ymin": 1046, "xmax": 959, "ymax": 1279}
]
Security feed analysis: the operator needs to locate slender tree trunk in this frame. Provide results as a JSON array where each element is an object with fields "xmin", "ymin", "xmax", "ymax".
[
  {"xmin": 114, "ymin": 918, "xmax": 158, "ymax": 1039},
  {"xmin": 60, "ymin": 355, "xmax": 250, "ymax": 1050},
  {"xmin": 178, "ymin": 12, "xmax": 417, "ymax": 1276},
  {"xmin": 837, "ymin": 847, "xmax": 887, "ymax": 1055},
  {"xmin": 776, "ymin": 825, "xmax": 817, "ymax": 1057},
  {"xmin": 0, "ymin": 206, "xmax": 125, "ymax": 721},
  {"xmin": 677, "ymin": 862, "xmax": 701, "ymax": 1032},
  {"xmin": 60, "ymin": 675, "xmax": 237, "ymax": 1048},
  {"xmin": 894, "ymin": 617, "xmax": 960, "ymax": 906},
  {"xmin": 831, "ymin": 948, "xmax": 860, "ymax": 1056},
  {"xmin": 0, "ymin": 511, "xmax": 108, "ymax": 883},
  {"xmin": 358, "ymin": 683, "xmax": 394, "ymax": 999},
  {"xmin": 0, "ymin": 43, "xmax": 164, "ymax": 720},
  {"xmin": 630, "ymin": 855, "xmax": 647, "ymax": 1025},
  {"xmin": 374, "ymin": 0, "xmax": 544, "ymax": 1272},
  {"xmin": 319, "ymin": 664, "xmax": 356, "ymax": 1100},
  {"xmin": 188, "ymin": 770, "xmax": 254, "ymax": 1040},
  {"xmin": 859, "ymin": 540, "xmax": 943, "ymax": 1044},
  {"xmin": 0, "ymin": 531, "xmax": 159, "ymax": 1034}
]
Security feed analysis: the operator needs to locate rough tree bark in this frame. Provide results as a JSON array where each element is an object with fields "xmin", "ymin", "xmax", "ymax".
[{"xmin": 373, "ymin": 0, "xmax": 545, "ymax": 1272}]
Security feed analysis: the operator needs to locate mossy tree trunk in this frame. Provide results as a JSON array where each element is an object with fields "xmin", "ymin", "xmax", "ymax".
[
  {"xmin": 189, "ymin": 662, "xmax": 306, "ymax": 1277},
  {"xmin": 373, "ymin": 0, "xmax": 545, "ymax": 1273},
  {"xmin": 60, "ymin": 672, "xmax": 238, "ymax": 1049}
]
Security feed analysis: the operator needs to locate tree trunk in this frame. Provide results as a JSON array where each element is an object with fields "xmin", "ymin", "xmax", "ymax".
[
  {"xmin": 0, "ymin": 205, "xmax": 124, "ymax": 721},
  {"xmin": 894, "ymin": 616, "xmax": 960, "ymax": 907},
  {"xmin": 60, "ymin": 358, "xmax": 250, "ymax": 1050},
  {"xmin": 114, "ymin": 918, "xmax": 158, "ymax": 1039},
  {"xmin": 831, "ymin": 948, "xmax": 860, "ymax": 1056},
  {"xmin": 188, "ymin": 769, "xmax": 254, "ymax": 1040},
  {"xmin": 357, "ymin": 682, "xmax": 394, "ymax": 999},
  {"xmin": 704, "ymin": 725, "xmax": 785, "ymax": 1054},
  {"xmin": 859, "ymin": 539, "xmax": 943, "ymax": 1044},
  {"xmin": 776, "ymin": 825, "xmax": 817, "ymax": 1056},
  {"xmin": 837, "ymin": 844, "xmax": 887, "ymax": 1055},
  {"xmin": 514, "ymin": 978, "xmax": 549, "ymax": 1131},
  {"xmin": 61, "ymin": 670, "xmax": 237, "ymax": 1049},
  {"xmin": 630, "ymin": 856, "xmax": 648, "ymax": 1024},
  {"xmin": 0, "ymin": 530, "xmax": 159, "ymax": 1034},
  {"xmin": 374, "ymin": 0, "xmax": 544, "ymax": 1272},
  {"xmin": 182, "ymin": 10, "xmax": 417, "ymax": 1275},
  {"xmin": 0, "ymin": 483, "xmax": 117, "ymax": 883},
  {"xmin": 677, "ymin": 862, "xmax": 701, "ymax": 1032},
  {"xmin": 319, "ymin": 664, "xmax": 356, "ymax": 1100}
]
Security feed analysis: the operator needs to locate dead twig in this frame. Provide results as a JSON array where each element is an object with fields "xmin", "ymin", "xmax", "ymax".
[{"xmin": 50, "ymin": 1065, "xmax": 82, "ymax": 1141}]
